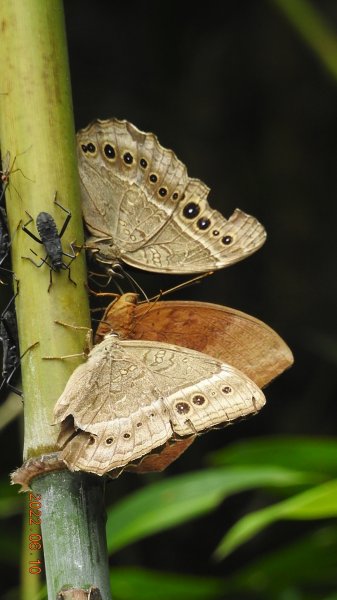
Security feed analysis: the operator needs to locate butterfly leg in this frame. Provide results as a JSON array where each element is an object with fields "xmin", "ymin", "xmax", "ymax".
[
  {"xmin": 62, "ymin": 241, "xmax": 80, "ymax": 260},
  {"xmin": 42, "ymin": 320, "xmax": 92, "ymax": 359},
  {"xmin": 43, "ymin": 351, "xmax": 87, "ymax": 361},
  {"xmin": 106, "ymin": 465, "xmax": 127, "ymax": 480}
]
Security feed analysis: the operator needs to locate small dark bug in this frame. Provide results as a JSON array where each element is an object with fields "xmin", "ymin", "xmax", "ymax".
[
  {"xmin": 1, "ymin": 148, "xmax": 33, "ymax": 196},
  {"xmin": 0, "ymin": 205, "xmax": 10, "ymax": 282},
  {"xmin": 0, "ymin": 166, "xmax": 10, "ymax": 277},
  {"xmin": 0, "ymin": 198, "xmax": 15, "ymax": 285},
  {"xmin": 22, "ymin": 193, "xmax": 78, "ymax": 292},
  {"xmin": 0, "ymin": 292, "xmax": 21, "ymax": 397},
  {"xmin": 0, "ymin": 151, "xmax": 13, "ymax": 196}
]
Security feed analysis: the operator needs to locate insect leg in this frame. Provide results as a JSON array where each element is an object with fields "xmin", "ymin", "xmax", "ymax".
[
  {"xmin": 22, "ymin": 212, "xmax": 43, "ymax": 245},
  {"xmin": 22, "ymin": 249, "xmax": 51, "ymax": 269},
  {"xmin": 54, "ymin": 192, "xmax": 72, "ymax": 239}
]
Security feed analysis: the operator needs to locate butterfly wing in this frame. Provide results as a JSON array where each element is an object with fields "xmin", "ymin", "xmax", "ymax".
[
  {"xmin": 54, "ymin": 338, "xmax": 173, "ymax": 475},
  {"xmin": 77, "ymin": 119, "xmax": 187, "ymax": 252},
  {"xmin": 54, "ymin": 338, "xmax": 265, "ymax": 475},
  {"xmin": 110, "ymin": 437, "xmax": 196, "ymax": 477},
  {"xmin": 97, "ymin": 296, "xmax": 294, "ymax": 388},
  {"xmin": 123, "ymin": 189, "xmax": 266, "ymax": 273},
  {"xmin": 77, "ymin": 119, "xmax": 266, "ymax": 273},
  {"xmin": 122, "ymin": 341, "xmax": 265, "ymax": 435}
]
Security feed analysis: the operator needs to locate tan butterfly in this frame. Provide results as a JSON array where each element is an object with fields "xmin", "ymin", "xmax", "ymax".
[
  {"xmin": 91, "ymin": 293, "xmax": 293, "ymax": 474},
  {"xmin": 54, "ymin": 335, "xmax": 266, "ymax": 476},
  {"xmin": 77, "ymin": 119, "xmax": 266, "ymax": 275}
]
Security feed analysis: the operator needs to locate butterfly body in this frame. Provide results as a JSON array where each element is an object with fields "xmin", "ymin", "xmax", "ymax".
[{"xmin": 77, "ymin": 119, "xmax": 266, "ymax": 274}]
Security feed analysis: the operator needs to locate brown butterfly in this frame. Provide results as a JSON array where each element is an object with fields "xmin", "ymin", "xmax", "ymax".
[{"xmin": 96, "ymin": 294, "xmax": 293, "ymax": 389}]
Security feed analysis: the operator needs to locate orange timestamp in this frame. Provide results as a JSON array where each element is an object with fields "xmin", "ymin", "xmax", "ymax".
[{"xmin": 28, "ymin": 492, "xmax": 43, "ymax": 575}]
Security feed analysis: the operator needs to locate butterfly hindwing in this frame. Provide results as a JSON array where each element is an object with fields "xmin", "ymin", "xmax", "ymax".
[{"xmin": 54, "ymin": 337, "xmax": 265, "ymax": 475}]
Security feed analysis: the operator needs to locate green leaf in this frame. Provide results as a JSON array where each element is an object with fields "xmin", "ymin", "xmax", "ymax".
[
  {"xmin": 215, "ymin": 479, "xmax": 337, "ymax": 560},
  {"xmin": 0, "ymin": 531, "xmax": 21, "ymax": 565},
  {"xmin": 106, "ymin": 467, "xmax": 314, "ymax": 553},
  {"xmin": 0, "ymin": 480, "xmax": 22, "ymax": 518},
  {"xmin": 208, "ymin": 436, "xmax": 337, "ymax": 475},
  {"xmin": 227, "ymin": 525, "xmax": 337, "ymax": 595},
  {"xmin": 270, "ymin": 0, "xmax": 337, "ymax": 82},
  {"xmin": 110, "ymin": 567, "xmax": 225, "ymax": 600}
]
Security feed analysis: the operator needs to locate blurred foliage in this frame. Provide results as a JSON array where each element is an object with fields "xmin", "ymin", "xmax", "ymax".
[
  {"xmin": 270, "ymin": 0, "xmax": 337, "ymax": 80},
  {"xmin": 103, "ymin": 435, "xmax": 337, "ymax": 599},
  {"xmin": 106, "ymin": 464, "xmax": 316, "ymax": 553}
]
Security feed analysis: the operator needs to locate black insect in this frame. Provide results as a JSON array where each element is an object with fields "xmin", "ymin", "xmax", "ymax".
[
  {"xmin": 0, "ymin": 152, "xmax": 12, "ymax": 196},
  {"xmin": 0, "ymin": 206, "xmax": 10, "ymax": 278},
  {"xmin": 0, "ymin": 292, "xmax": 21, "ymax": 397},
  {"xmin": 0, "ymin": 196, "xmax": 14, "ymax": 285},
  {"xmin": 22, "ymin": 193, "xmax": 78, "ymax": 292}
]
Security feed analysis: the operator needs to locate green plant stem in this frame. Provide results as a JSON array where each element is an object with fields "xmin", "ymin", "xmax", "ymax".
[
  {"xmin": 0, "ymin": 0, "xmax": 90, "ymax": 457},
  {"xmin": 0, "ymin": 2, "xmax": 111, "ymax": 598},
  {"xmin": 32, "ymin": 472, "xmax": 111, "ymax": 599},
  {"xmin": 270, "ymin": 0, "xmax": 337, "ymax": 81}
]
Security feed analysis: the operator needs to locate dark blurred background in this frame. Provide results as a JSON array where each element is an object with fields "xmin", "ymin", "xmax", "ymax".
[{"xmin": 2, "ymin": 0, "xmax": 337, "ymax": 596}]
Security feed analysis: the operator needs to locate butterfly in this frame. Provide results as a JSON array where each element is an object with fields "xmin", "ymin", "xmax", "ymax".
[
  {"xmin": 96, "ymin": 294, "xmax": 293, "ymax": 389},
  {"xmin": 88, "ymin": 293, "xmax": 293, "ymax": 475},
  {"xmin": 54, "ymin": 334, "xmax": 266, "ymax": 476},
  {"xmin": 77, "ymin": 119, "xmax": 266, "ymax": 275}
]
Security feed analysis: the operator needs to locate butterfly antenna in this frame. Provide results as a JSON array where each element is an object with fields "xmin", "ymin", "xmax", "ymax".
[
  {"xmin": 147, "ymin": 271, "xmax": 214, "ymax": 303},
  {"xmin": 114, "ymin": 264, "xmax": 149, "ymax": 302},
  {"xmin": 134, "ymin": 271, "xmax": 214, "ymax": 322}
]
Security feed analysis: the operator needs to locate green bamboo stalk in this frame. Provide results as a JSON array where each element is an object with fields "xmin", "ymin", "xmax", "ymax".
[
  {"xmin": 269, "ymin": 0, "xmax": 337, "ymax": 81},
  {"xmin": 0, "ymin": 0, "xmax": 90, "ymax": 457},
  {"xmin": 33, "ymin": 472, "xmax": 110, "ymax": 599},
  {"xmin": 0, "ymin": 2, "xmax": 111, "ymax": 598}
]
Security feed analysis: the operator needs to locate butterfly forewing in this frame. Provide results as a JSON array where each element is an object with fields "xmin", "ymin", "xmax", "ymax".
[{"xmin": 96, "ymin": 295, "xmax": 294, "ymax": 388}]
